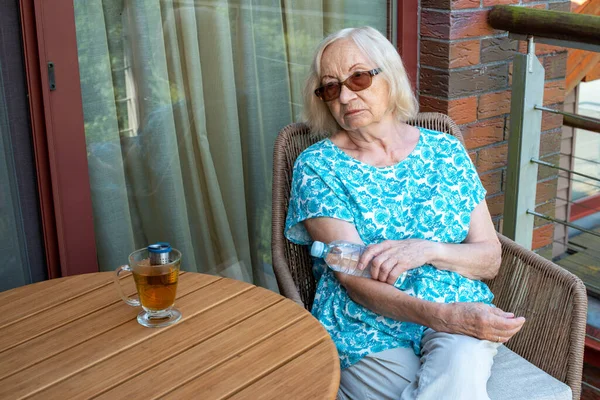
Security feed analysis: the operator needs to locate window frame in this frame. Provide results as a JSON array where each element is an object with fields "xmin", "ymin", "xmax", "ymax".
[{"xmin": 20, "ymin": 0, "xmax": 98, "ymax": 276}]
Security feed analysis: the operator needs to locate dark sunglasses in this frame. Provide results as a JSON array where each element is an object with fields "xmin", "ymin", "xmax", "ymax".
[{"xmin": 314, "ymin": 68, "xmax": 382, "ymax": 102}]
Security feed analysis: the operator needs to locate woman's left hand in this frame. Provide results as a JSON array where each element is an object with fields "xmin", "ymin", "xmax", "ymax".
[{"xmin": 358, "ymin": 239, "xmax": 434, "ymax": 284}]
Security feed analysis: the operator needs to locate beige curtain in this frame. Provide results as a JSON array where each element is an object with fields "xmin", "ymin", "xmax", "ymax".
[{"xmin": 74, "ymin": 0, "xmax": 387, "ymax": 289}]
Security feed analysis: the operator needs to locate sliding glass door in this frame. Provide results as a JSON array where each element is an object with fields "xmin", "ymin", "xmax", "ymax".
[{"xmin": 22, "ymin": 0, "xmax": 401, "ymax": 290}]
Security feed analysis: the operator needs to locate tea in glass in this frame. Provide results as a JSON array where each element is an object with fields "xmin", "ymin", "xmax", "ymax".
[
  {"xmin": 114, "ymin": 243, "xmax": 182, "ymax": 328},
  {"xmin": 133, "ymin": 261, "xmax": 179, "ymax": 311}
]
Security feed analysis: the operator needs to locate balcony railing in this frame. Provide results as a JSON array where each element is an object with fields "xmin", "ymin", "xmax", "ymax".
[{"xmin": 488, "ymin": 5, "xmax": 600, "ymax": 249}]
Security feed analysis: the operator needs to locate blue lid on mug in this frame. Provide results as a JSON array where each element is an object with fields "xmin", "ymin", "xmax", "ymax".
[{"xmin": 148, "ymin": 242, "xmax": 172, "ymax": 253}]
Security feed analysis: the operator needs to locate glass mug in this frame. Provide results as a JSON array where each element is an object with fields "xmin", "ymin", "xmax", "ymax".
[{"xmin": 114, "ymin": 243, "xmax": 182, "ymax": 328}]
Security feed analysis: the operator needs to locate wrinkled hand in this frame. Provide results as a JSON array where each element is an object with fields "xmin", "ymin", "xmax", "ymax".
[
  {"xmin": 358, "ymin": 239, "xmax": 432, "ymax": 284},
  {"xmin": 434, "ymin": 302, "xmax": 526, "ymax": 343}
]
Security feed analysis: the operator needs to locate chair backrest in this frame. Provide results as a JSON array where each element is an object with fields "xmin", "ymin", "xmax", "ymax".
[{"xmin": 271, "ymin": 112, "xmax": 462, "ymax": 310}]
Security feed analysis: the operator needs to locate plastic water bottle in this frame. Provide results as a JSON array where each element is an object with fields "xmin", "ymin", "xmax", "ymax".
[
  {"xmin": 310, "ymin": 240, "xmax": 371, "ymax": 277},
  {"xmin": 311, "ymin": 240, "xmax": 409, "ymax": 285}
]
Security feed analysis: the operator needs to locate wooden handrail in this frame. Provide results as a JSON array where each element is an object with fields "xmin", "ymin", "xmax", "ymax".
[
  {"xmin": 536, "ymin": 106, "xmax": 600, "ymax": 134},
  {"xmin": 488, "ymin": 5, "xmax": 600, "ymax": 47},
  {"xmin": 564, "ymin": 111, "xmax": 600, "ymax": 133}
]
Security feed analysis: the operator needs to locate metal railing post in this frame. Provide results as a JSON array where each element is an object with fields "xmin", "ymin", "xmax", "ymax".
[{"xmin": 503, "ymin": 37, "xmax": 545, "ymax": 249}]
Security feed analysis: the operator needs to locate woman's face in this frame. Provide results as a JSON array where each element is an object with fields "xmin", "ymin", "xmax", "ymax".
[{"xmin": 319, "ymin": 39, "xmax": 391, "ymax": 132}]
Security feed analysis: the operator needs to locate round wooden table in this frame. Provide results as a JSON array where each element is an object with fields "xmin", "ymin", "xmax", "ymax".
[{"xmin": 0, "ymin": 272, "xmax": 340, "ymax": 399}]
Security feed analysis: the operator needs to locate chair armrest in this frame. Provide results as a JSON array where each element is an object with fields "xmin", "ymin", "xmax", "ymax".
[
  {"xmin": 485, "ymin": 233, "xmax": 587, "ymax": 399},
  {"xmin": 272, "ymin": 245, "xmax": 305, "ymax": 308},
  {"xmin": 271, "ymin": 124, "xmax": 320, "ymax": 311}
]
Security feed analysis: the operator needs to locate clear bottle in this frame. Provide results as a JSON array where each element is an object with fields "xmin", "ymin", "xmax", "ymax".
[{"xmin": 310, "ymin": 240, "xmax": 371, "ymax": 277}]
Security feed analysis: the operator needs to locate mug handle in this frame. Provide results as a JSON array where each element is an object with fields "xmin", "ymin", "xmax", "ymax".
[{"xmin": 114, "ymin": 265, "xmax": 140, "ymax": 307}]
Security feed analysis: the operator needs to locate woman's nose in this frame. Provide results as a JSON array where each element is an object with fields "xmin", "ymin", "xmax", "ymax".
[{"xmin": 338, "ymin": 84, "xmax": 357, "ymax": 103}]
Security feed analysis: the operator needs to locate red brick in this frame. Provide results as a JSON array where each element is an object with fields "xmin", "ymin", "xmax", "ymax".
[
  {"xmin": 480, "ymin": 37, "xmax": 518, "ymax": 64},
  {"xmin": 535, "ymin": 178, "xmax": 558, "ymax": 204},
  {"xmin": 539, "ymin": 130, "xmax": 562, "ymax": 155},
  {"xmin": 534, "ymin": 201, "xmax": 556, "ymax": 227},
  {"xmin": 542, "ymin": 52, "xmax": 568, "ymax": 80},
  {"xmin": 541, "ymin": 112, "xmax": 563, "ymax": 132},
  {"xmin": 486, "ymin": 193, "xmax": 505, "ymax": 217},
  {"xmin": 421, "ymin": 40, "xmax": 449, "ymax": 69},
  {"xmin": 483, "ymin": 0, "xmax": 518, "ymax": 6},
  {"xmin": 537, "ymin": 154, "xmax": 560, "ymax": 180},
  {"xmin": 536, "ymin": 43, "xmax": 566, "ymax": 54},
  {"xmin": 420, "ymin": 68, "xmax": 450, "ymax": 96},
  {"xmin": 449, "ymin": 40, "xmax": 480, "ymax": 68},
  {"xmin": 462, "ymin": 117, "xmax": 505, "ymax": 150},
  {"xmin": 480, "ymin": 170, "xmax": 503, "ymax": 195},
  {"xmin": 518, "ymin": 41, "xmax": 566, "ymax": 55},
  {"xmin": 420, "ymin": 96, "xmax": 478, "ymax": 125},
  {"xmin": 421, "ymin": 10, "xmax": 450, "ymax": 39},
  {"xmin": 543, "ymin": 80, "xmax": 566, "ymax": 106},
  {"xmin": 420, "ymin": 96, "xmax": 448, "ymax": 114},
  {"xmin": 448, "ymin": 64, "xmax": 509, "ymax": 96},
  {"xmin": 477, "ymin": 143, "xmax": 508, "ymax": 172},
  {"xmin": 478, "ymin": 90, "xmax": 512, "ymax": 119},
  {"xmin": 452, "ymin": 0, "xmax": 480, "ymax": 9},
  {"xmin": 532, "ymin": 224, "xmax": 554, "ymax": 250},
  {"xmin": 422, "ymin": 0, "xmax": 451, "ymax": 9},
  {"xmin": 448, "ymin": 97, "xmax": 478, "ymax": 125},
  {"xmin": 450, "ymin": 10, "xmax": 501, "ymax": 40},
  {"xmin": 469, "ymin": 151, "xmax": 478, "ymax": 165},
  {"xmin": 422, "ymin": 0, "xmax": 485, "ymax": 10}
]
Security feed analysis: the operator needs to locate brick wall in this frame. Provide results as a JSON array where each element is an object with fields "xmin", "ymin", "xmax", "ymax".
[{"xmin": 418, "ymin": 0, "xmax": 570, "ymax": 251}]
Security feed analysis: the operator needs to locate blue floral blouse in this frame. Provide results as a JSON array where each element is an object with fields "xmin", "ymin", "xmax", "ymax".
[{"xmin": 284, "ymin": 128, "xmax": 494, "ymax": 369}]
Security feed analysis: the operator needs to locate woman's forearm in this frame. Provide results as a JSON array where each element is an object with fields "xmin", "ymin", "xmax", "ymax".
[
  {"xmin": 360, "ymin": 236, "xmax": 501, "ymax": 284},
  {"xmin": 426, "ymin": 238, "xmax": 501, "ymax": 280},
  {"xmin": 339, "ymin": 272, "xmax": 526, "ymax": 342},
  {"xmin": 339, "ymin": 273, "xmax": 445, "ymax": 328}
]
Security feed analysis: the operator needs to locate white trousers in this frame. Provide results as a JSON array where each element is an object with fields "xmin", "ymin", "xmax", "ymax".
[{"xmin": 338, "ymin": 329, "xmax": 501, "ymax": 400}]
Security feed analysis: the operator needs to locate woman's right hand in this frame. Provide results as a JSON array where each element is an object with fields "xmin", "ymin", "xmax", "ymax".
[{"xmin": 432, "ymin": 302, "xmax": 526, "ymax": 343}]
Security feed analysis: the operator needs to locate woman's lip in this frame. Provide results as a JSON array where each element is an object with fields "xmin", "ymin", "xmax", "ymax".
[{"xmin": 344, "ymin": 109, "xmax": 364, "ymax": 116}]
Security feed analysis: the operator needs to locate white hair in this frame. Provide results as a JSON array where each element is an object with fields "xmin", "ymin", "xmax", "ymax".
[{"xmin": 302, "ymin": 26, "xmax": 418, "ymax": 136}]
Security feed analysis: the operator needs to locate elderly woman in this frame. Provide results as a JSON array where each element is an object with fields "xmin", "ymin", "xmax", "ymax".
[{"xmin": 284, "ymin": 26, "xmax": 526, "ymax": 400}]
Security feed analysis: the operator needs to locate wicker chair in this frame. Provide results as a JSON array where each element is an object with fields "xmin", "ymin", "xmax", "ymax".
[{"xmin": 272, "ymin": 112, "xmax": 587, "ymax": 399}]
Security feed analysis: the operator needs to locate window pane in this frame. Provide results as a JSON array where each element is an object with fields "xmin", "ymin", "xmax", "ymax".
[{"xmin": 73, "ymin": 0, "xmax": 390, "ymax": 290}]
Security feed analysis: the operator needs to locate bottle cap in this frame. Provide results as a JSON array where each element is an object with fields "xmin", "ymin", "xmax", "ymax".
[{"xmin": 310, "ymin": 241, "xmax": 326, "ymax": 258}]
